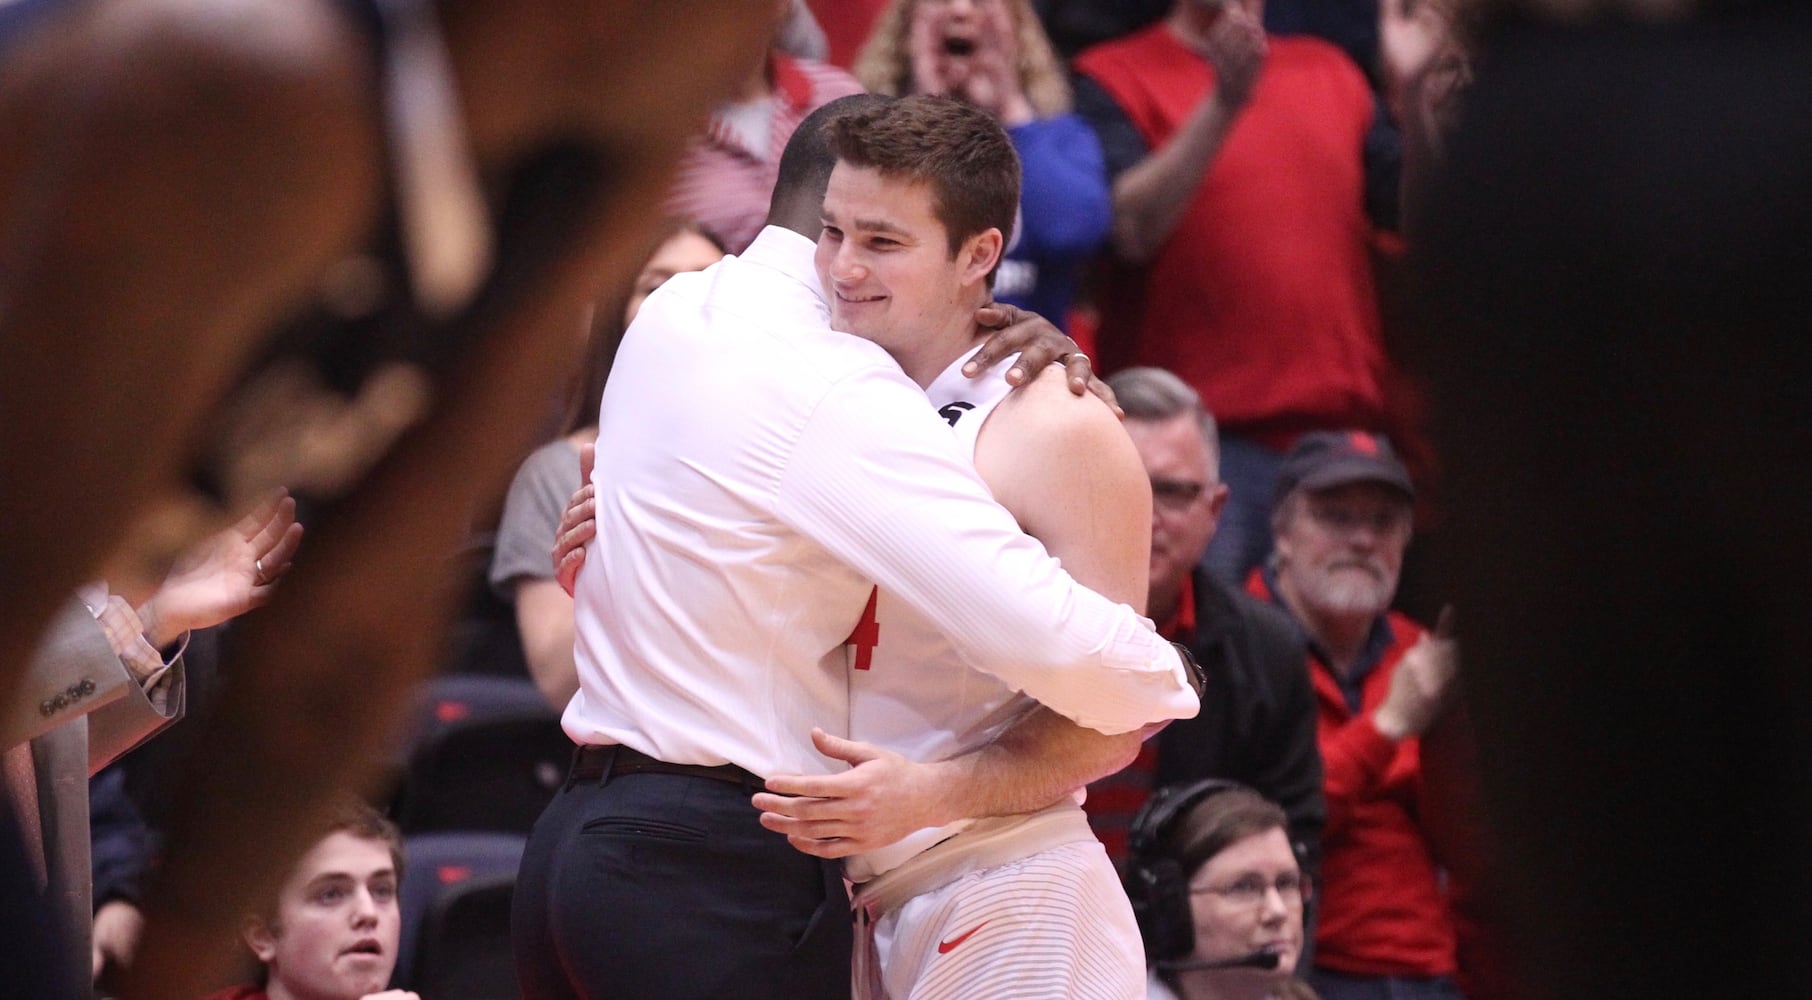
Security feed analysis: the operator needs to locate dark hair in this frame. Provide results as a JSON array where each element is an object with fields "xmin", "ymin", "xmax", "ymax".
[
  {"xmin": 825, "ymin": 94, "xmax": 1020, "ymax": 258},
  {"xmin": 1166, "ymin": 787, "xmax": 1288, "ymax": 880},
  {"xmin": 770, "ymin": 92, "xmax": 895, "ymax": 224},
  {"xmin": 248, "ymin": 799, "xmax": 404, "ymax": 980}
]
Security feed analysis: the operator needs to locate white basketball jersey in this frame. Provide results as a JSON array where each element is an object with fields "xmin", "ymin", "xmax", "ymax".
[{"xmin": 846, "ymin": 345, "xmax": 1040, "ymax": 881}]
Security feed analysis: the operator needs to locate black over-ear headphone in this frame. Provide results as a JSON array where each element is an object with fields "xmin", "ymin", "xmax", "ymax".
[{"xmin": 1124, "ymin": 778, "xmax": 1253, "ymax": 962}]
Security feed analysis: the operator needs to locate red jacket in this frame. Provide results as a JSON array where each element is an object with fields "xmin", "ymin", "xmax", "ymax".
[{"xmin": 1248, "ymin": 573, "xmax": 1456, "ymax": 978}]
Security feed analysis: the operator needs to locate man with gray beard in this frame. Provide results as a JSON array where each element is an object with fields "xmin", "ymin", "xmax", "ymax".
[{"xmin": 1249, "ymin": 431, "xmax": 1465, "ymax": 1000}]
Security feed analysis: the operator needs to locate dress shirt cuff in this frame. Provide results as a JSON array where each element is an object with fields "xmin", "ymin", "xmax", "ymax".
[{"xmin": 90, "ymin": 595, "xmax": 185, "ymax": 703}]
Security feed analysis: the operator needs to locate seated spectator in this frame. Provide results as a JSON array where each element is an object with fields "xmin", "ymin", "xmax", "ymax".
[
  {"xmin": 1127, "ymin": 782, "xmax": 1315, "ymax": 1000},
  {"xmin": 490, "ymin": 224, "xmax": 724, "ymax": 708},
  {"xmin": 853, "ymin": 0, "xmax": 1111, "ymax": 327},
  {"xmin": 1250, "ymin": 431, "xmax": 1466, "ymax": 999},
  {"xmin": 206, "ymin": 801, "xmax": 414, "ymax": 1000},
  {"xmin": 1084, "ymin": 367, "xmax": 1324, "ymax": 885}
]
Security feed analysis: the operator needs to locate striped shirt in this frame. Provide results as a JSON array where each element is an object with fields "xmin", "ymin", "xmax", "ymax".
[{"xmin": 666, "ymin": 53, "xmax": 864, "ymax": 253}]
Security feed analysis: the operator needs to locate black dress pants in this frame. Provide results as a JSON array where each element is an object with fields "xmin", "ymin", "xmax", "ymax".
[{"xmin": 513, "ymin": 764, "xmax": 851, "ymax": 1000}]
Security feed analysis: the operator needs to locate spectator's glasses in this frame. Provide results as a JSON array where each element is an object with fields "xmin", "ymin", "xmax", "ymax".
[
  {"xmin": 1192, "ymin": 872, "xmax": 1311, "ymax": 908},
  {"xmin": 1152, "ymin": 478, "xmax": 1208, "ymax": 513}
]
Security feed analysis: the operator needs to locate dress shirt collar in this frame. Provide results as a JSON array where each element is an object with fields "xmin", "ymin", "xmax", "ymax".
[{"xmin": 740, "ymin": 225, "xmax": 829, "ymax": 318}]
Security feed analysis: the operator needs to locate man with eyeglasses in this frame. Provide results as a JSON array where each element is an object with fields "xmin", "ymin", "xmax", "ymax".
[
  {"xmin": 1253, "ymin": 430, "xmax": 1464, "ymax": 1000},
  {"xmin": 1083, "ymin": 368, "xmax": 1324, "ymax": 905}
]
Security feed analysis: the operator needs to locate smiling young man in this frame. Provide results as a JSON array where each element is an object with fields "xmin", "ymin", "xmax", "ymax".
[
  {"xmin": 760, "ymin": 94, "xmax": 1162, "ymax": 999},
  {"xmin": 210, "ymin": 802, "xmax": 412, "ymax": 1000}
]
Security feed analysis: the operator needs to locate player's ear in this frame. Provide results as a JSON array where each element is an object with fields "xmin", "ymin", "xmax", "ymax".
[{"xmin": 959, "ymin": 228, "xmax": 1003, "ymax": 286}]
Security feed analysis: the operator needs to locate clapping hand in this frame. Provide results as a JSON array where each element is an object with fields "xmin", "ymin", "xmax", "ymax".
[{"xmin": 137, "ymin": 491, "xmax": 303, "ymax": 645}]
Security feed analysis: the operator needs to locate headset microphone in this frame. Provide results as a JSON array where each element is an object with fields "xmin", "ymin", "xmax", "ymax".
[{"xmin": 1154, "ymin": 949, "xmax": 1282, "ymax": 973}]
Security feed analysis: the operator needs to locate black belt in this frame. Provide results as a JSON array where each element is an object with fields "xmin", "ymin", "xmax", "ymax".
[{"xmin": 568, "ymin": 743, "xmax": 766, "ymax": 792}]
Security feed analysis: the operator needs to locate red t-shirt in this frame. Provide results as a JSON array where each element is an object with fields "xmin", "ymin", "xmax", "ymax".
[{"xmin": 1076, "ymin": 25, "xmax": 1389, "ymax": 442}]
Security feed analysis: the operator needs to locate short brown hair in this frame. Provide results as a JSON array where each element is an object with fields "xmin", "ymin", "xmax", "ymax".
[
  {"xmin": 1167, "ymin": 787, "xmax": 1289, "ymax": 880},
  {"xmin": 246, "ymin": 799, "xmax": 404, "ymax": 977},
  {"xmin": 260, "ymin": 799, "xmax": 405, "ymax": 927},
  {"xmin": 316, "ymin": 798, "xmax": 405, "ymax": 875},
  {"xmin": 826, "ymin": 94, "xmax": 1020, "ymax": 259}
]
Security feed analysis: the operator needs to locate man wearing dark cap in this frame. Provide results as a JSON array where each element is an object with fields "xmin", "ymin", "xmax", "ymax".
[{"xmin": 1251, "ymin": 430, "xmax": 1464, "ymax": 1000}]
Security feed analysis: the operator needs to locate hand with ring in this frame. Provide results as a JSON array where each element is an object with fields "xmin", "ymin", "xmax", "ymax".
[
  {"xmin": 136, "ymin": 491, "xmax": 305, "ymax": 645},
  {"xmin": 964, "ymin": 303, "xmax": 1118, "ymax": 414}
]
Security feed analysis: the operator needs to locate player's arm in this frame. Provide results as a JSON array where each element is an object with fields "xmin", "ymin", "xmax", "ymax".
[
  {"xmin": 774, "ymin": 370, "xmax": 1199, "ymax": 736},
  {"xmin": 758, "ymin": 369, "xmax": 1175, "ymax": 854}
]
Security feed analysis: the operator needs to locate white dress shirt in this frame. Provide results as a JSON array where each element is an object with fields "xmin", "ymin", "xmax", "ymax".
[{"xmin": 565, "ymin": 226, "xmax": 1195, "ymax": 779}]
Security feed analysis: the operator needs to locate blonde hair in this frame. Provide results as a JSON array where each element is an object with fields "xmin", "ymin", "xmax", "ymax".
[{"xmin": 852, "ymin": 0, "xmax": 1072, "ymax": 118}]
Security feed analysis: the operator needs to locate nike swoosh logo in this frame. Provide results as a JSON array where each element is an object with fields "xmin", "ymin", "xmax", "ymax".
[{"xmin": 937, "ymin": 920, "xmax": 989, "ymax": 955}]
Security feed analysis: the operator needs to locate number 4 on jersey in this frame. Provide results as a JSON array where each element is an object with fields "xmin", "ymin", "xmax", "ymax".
[{"xmin": 846, "ymin": 586, "xmax": 879, "ymax": 670}]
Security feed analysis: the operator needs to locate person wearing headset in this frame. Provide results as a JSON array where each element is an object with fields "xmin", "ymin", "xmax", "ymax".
[{"xmin": 1127, "ymin": 781, "xmax": 1317, "ymax": 1000}]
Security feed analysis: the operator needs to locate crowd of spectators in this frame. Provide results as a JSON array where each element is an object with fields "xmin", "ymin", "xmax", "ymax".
[{"xmin": 7, "ymin": 0, "xmax": 1498, "ymax": 996}]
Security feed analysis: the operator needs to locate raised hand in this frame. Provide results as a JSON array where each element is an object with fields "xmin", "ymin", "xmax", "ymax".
[
  {"xmin": 137, "ymin": 491, "xmax": 304, "ymax": 645},
  {"xmin": 961, "ymin": 1, "xmax": 1034, "ymax": 126},
  {"xmin": 1203, "ymin": 4, "xmax": 1267, "ymax": 112},
  {"xmin": 1374, "ymin": 604, "xmax": 1458, "ymax": 740},
  {"xmin": 908, "ymin": 1, "xmax": 950, "ymax": 98}
]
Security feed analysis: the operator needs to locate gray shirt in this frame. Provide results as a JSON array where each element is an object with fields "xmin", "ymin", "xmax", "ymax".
[{"xmin": 489, "ymin": 438, "xmax": 583, "ymax": 601}]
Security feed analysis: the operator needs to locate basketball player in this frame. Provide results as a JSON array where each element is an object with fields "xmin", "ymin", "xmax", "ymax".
[{"xmin": 753, "ymin": 96, "xmax": 1159, "ymax": 997}]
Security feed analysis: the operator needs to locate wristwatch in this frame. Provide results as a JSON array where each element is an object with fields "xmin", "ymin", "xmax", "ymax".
[{"xmin": 1172, "ymin": 640, "xmax": 1207, "ymax": 700}]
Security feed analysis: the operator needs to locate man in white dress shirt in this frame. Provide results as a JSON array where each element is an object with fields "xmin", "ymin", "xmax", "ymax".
[{"xmin": 512, "ymin": 94, "xmax": 1203, "ymax": 1000}]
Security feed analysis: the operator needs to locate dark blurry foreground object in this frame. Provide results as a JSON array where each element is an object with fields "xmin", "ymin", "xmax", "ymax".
[
  {"xmin": 1415, "ymin": 4, "xmax": 1812, "ymax": 998},
  {"xmin": 0, "ymin": 1, "xmax": 778, "ymax": 997}
]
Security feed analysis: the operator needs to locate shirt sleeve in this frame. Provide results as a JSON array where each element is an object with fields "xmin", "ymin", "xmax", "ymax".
[
  {"xmin": 773, "ymin": 371, "xmax": 1199, "ymax": 735},
  {"xmin": 3, "ymin": 599, "xmax": 130, "ymax": 752},
  {"xmin": 1253, "ymin": 622, "xmax": 1328, "ymax": 877},
  {"xmin": 1071, "ymin": 72, "xmax": 1151, "ymax": 182},
  {"xmin": 1320, "ymin": 708, "xmax": 1401, "ymax": 837},
  {"xmin": 1008, "ymin": 115, "xmax": 1112, "ymax": 260}
]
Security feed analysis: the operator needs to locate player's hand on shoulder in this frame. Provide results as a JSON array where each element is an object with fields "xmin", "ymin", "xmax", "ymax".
[{"xmin": 967, "ymin": 303, "xmax": 1114, "ymax": 409}]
